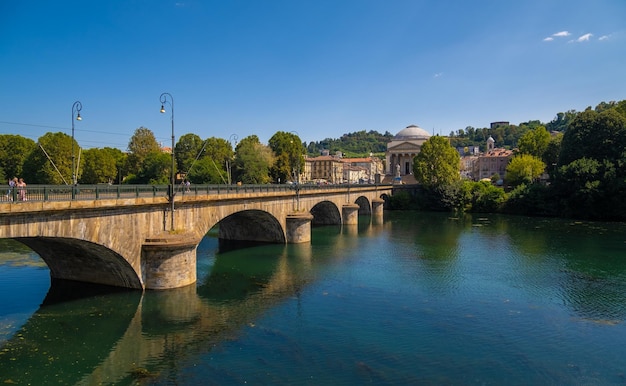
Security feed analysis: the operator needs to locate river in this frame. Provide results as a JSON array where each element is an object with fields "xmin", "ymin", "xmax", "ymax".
[{"xmin": 1, "ymin": 211, "xmax": 626, "ymax": 385}]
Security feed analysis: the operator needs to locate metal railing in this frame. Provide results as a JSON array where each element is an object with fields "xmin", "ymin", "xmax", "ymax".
[{"xmin": 1, "ymin": 183, "xmax": 390, "ymax": 203}]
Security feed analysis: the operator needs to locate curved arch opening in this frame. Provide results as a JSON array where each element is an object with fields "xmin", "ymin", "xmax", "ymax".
[
  {"xmin": 16, "ymin": 237, "xmax": 143, "ymax": 289},
  {"xmin": 310, "ymin": 201, "xmax": 341, "ymax": 226},
  {"xmin": 217, "ymin": 210, "xmax": 285, "ymax": 245}
]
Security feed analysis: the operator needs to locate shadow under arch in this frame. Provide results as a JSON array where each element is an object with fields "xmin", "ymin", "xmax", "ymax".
[
  {"xmin": 218, "ymin": 209, "xmax": 285, "ymax": 244},
  {"xmin": 310, "ymin": 200, "xmax": 341, "ymax": 226},
  {"xmin": 355, "ymin": 196, "xmax": 371, "ymax": 215},
  {"xmin": 15, "ymin": 237, "xmax": 143, "ymax": 289}
]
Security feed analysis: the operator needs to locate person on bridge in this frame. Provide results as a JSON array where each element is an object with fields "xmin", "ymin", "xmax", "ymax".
[
  {"xmin": 17, "ymin": 178, "xmax": 27, "ymax": 201},
  {"xmin": 6, "ymin": 177, "xmax": 17, "ymax": 201}
]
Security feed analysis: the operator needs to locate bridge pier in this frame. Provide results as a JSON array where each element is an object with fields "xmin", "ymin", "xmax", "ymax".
[
  {"xmin": 141, "ymin": 235, "xmax": 198, "ymax": 290},
  {"xmin": 372, "ymin": 198, "xmax": 384, "ymax": 224},
  {"xmin": 342, "ymin": 203, "xmax": 360, "ymax": 225},
  {"xmin": 286, "ymin": 212, "xmax": 314, "ymax": 243}
]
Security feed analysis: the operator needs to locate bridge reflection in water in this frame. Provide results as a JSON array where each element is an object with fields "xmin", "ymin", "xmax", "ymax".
[{"xmin": 0, "ymin": 238, "xmax": 322, "ymax": 384}]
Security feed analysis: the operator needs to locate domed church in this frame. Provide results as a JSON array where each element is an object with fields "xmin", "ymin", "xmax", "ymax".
[{"xmin": 385, "ymin": 124, "xmax": 431, "ymax": 176}]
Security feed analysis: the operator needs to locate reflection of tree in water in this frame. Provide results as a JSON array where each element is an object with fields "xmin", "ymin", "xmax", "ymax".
[
  {"xmin": 383, "ymin": 212, "xmax": 467, "ymax": 295},
  {"xmin": 0, "ymin": 280, "xmax": 141, "ymax": 385},
  {"xmin": 505, "ymin": 217, "xmax": 626, "ymax": 322},
  {"xmin": 0, "ymin": 238, "xmax": 46, "ymax": 268}
]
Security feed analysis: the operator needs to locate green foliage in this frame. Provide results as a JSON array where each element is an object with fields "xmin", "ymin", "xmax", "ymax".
[
  {"xmin": 175, "ymin": 133, "xmax": 204, "ymax": 173},
  {"xmin": 269, "ymin": 131, "xmax": 305, "ymax": 183},
  {"xmin": 131, "ymin": 151, "xmax": 171, "ymax": 184},
  {"xmin": 559, "ymin": 109, "xmax": 626, "ymax": 166},
  {"xmin": 233, "ymin": 135, "xmax": 274, "ymax": 184},
  {"xmin": 504, "ymin": 183, "xmax": 559, "ymax": 217},
  {"xmin": 505, "ymin": 154, "xmax": 546, "ymax": 186},
  {"xmin": 0, "ymin": 134, "xmax": 36, "ymax": 181},
  {"xmin": 517, "ymin": 126, "xmax": 550, "ymax": 158},
  {"xmin": 386, "ymin": 190, "xmax": 415, "ymax": 210},
  {"xmin": 22, "ymin": 132, "xmax": 74, "ymax": 184},
  {"xmin": 80, "ymin": 148, "xmax": 119, "ymax": 184},
  {"xmin": 306, "ymin": 130, "xmax": 393, "ymax": 156},
  {"xmin": 413, "ymin": 136, "xmax": 460, "ymax": 188},
  {"xmin": 187, "ymin": 157, "xmax": 227, "ymax": 184},
  {"xmin": 126, "ymin": 127, "xmax": 161, "ymax": 175}
]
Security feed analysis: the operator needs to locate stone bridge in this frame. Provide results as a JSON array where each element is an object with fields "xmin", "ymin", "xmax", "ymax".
[{"xmin": 0, "ymin": 185, "xmax": 392, "ymax": 290}]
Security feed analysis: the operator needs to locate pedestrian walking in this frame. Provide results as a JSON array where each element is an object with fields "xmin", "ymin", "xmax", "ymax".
[
  {"xmin": 17, "ymin": 178, "xmax": 27, "ymax": 201},
  {"xmin": 6, "ymin": 177, "xmax": 17, "ymax": 201}
]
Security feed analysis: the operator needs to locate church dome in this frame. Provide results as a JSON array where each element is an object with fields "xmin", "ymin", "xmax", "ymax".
[{"xmin": 394, "ymin": 124, "xmax": 431, "ymax": 140}]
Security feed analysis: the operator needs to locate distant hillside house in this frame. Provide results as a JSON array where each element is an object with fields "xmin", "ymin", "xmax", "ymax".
[
  {"xmin": 385, "ymin": 124, "xmax": 431, "ymax": 176},
  {"xmin": 473, "ymin": 136, "xmax": 514, "ymax": 181}
]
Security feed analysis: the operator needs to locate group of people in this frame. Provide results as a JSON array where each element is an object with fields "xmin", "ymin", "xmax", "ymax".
[{"xmin": 6, "ymin": 177, "xmax": 27, "ymax": 201}]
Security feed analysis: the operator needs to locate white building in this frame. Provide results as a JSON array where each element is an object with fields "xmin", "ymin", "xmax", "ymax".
[{"xmin": 385, "ymin": 124, "xmax": 431, "ymax": 176}]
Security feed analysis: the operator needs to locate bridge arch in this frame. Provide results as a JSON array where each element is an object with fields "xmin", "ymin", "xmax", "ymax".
[
  {"xmin": 17, "ymin": 237, "xmax": 143, "ymax": 289},
  {"xmin": 310, "ymin": 201, "xmax": 341, "ymax": 225},
  {"xmin": 217, "ymin": 210, "xmax": 285, "ymax": 243},
  {"xmin": 355, "ymin": 196, "xmax": 371, "ymax": 215}
]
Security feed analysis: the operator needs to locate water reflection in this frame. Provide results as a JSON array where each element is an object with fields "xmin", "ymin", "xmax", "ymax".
[{"xmin": 1, "ymin": 214, "xmax": 626, "ymax": 385}]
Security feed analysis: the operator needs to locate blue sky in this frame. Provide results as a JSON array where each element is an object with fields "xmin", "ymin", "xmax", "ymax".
[{"xmin": 1, "ymin": 0, "xmax": 625, "ymax": 150}]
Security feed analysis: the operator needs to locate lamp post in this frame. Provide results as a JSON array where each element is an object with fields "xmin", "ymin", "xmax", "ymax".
[
  {"xmin": 71, "ymin": 101, "xmax": 82, "ymax": 187},
  {"xmin": 228, "ymin": 134, "xmax": 238, "ymax": 184},
  {"xmin": 160, "ymin": 92, "xmax": 175, "ymax": 231}
]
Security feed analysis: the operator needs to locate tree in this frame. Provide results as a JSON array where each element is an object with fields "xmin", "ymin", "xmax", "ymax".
[
  {"xmin": 126, "ymin": 127, "xmax": 161, "ymax": 175},
  {"xmin": 22, "ymin": 132, "xmax": 74, "ymax": 184},
  {"xmin": 559, "ymin": 109, "xmax": 626, "ymax": 166},
  {"xmin": 187, "ymin": 157, "xmax": 227, "ymax": 184},
  {"xmin": 505, "ymin": 154, "xmax": 546, "ymax": 186},
  {"xmin": 0, "ymin": 134, "xmax": 36, "ymax": 181},
  {"xmin": 269, "ymin": 131, "xmax": 304, "ymax": 183},
  {"xmin": 80, "ymin": 148, "xmax": 119, "ymax": 184},
  {"xmin": 413, "ymin": 136, "xmax": 460, "ymax": 187},
  {"xmin": 233, "ymin": 135, "xmax": 274, "ymax": 184},
  {"xmin": 175, "ymin": 133, "xmax": 204, "ymax": 173},
  {"xmin": 132, "ymin": 151, "xmax": 171, "ymax": 184},
  {"xmin": 517, "ymin": 126, "xmax": 550, "ymax": 158}
]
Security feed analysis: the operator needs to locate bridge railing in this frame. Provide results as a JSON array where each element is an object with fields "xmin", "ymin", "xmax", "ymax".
[{"xmin": 1, "ymin": 183, "xmax": 390, "ymax": 203}]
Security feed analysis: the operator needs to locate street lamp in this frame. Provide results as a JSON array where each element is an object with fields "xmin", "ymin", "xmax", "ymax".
[
  {"xmin": 159, "ymin": 92, "xmax": 175, "ymax": 231},
  {"xmin": 71, "ymin": 101, "xmax": 82, "ymax": 187},
  {"xmin": 228, "ymin": 134, "xmax": 238, "ymax": 184}
]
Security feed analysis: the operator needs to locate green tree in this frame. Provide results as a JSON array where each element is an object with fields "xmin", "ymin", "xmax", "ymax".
[
  {"xmin": 132, "ymin": 151, "xmax": 171, "ymax": 184},
  {"xmin": 0, "ymin": 134, "xmax": 37, "ymax": 181},
  {"xmin": 517, "ymin": 126, "xmax": 550, "ymax": 158},
  {"xmin": 80, "ymin": 148, "xmax": 120, "ymax": 184},
  {"xmin": 126, "ymin": 127, "xmax": 161, "ymax": 175},
  {"xmin": 505, "ymin": 154, "xmax": 546, "ymax": 186},
  {"xmin": 233, "ymin": 135, "xmax": 274, "ymax": 184},
  {"xmin": 175, "ymin": 133, "xmax": 204, "ymax": 173},
  {"xmin": 187, "ymin": 157, "xmax": 227, "ymax": 184},
  {"xmin": 559, "ymin": 109, "xmax": 626, "ymax": 166},
  {"xmin": 22, "ymin": 132, "xmax": 74, "ymax": 184},
  {"xmin": 413, "ymin": 136, "xmax": 460, "ymax": 187},
  {"xmin": 543, "ymin": 133, "xmax": 562, "ymax": 176},
  {"xmin": 269, "ymin": 131, "xmax": 305, "ymax": 183}
]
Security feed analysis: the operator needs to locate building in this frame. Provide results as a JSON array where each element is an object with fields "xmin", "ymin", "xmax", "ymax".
[
  {"xmin": 305, "ymin": 155, "xmax": 344, "ymax": 183},
  {"xmin": 490, "ymin": 121, "xmax": 509, "ymax": 129},
  {"xmin": 340, "ymin": 156, "xmax": 384, "ymax": 183},
  {"xmin": 305, "ymin": 154, "xmax": 384, "ymax": 184},
  {"xmin": 385, "ymin": 124, "xmax": 431, "ymax": 176},
  {"xmin": 473, "ymin": 136, "xmax": 514, "ymax": 181}
]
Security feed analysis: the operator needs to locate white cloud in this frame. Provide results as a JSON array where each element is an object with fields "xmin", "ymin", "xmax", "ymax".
[
  {"xmin": 433, "ymin": 72, "xmax": 443, "ymax": 78},
  {"xmin": 576, "ymin": 33, "xmax": 593, "ymax": 42},
  {"xmin": 543, "ymin": 30, "xmax": 570, "ymax": 42},
  {"xmin": 553, "ymin": 31, "xmax": 571, "ymax": 37},
  {"xmin": 599, "ymin": 35, "xmax": 610, "ymax": 41}
]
